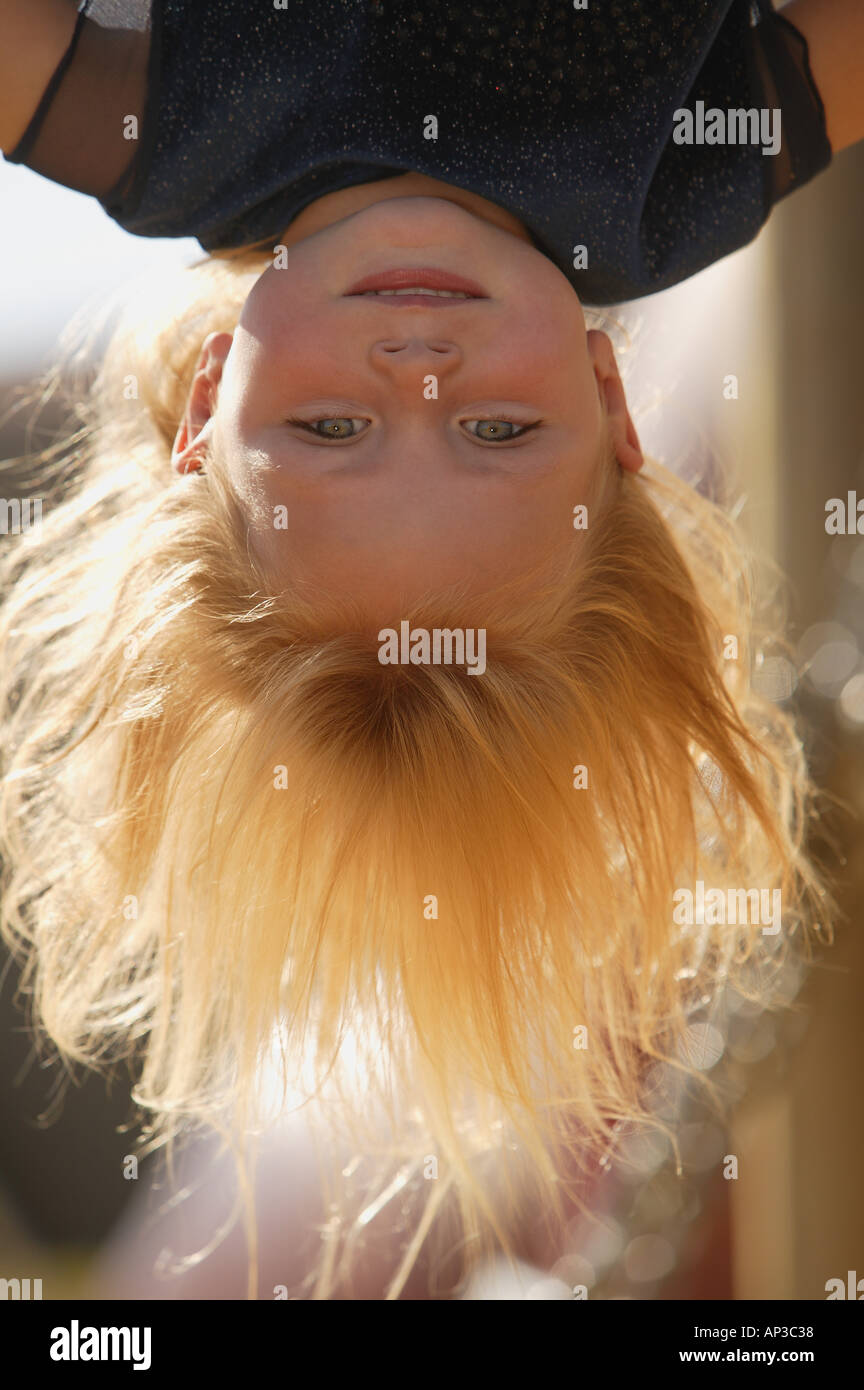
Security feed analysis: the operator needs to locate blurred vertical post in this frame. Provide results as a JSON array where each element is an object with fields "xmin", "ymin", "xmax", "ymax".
[{"xmin": 730, "ymin": 142, "xmax": 864, "ymax": 1300}]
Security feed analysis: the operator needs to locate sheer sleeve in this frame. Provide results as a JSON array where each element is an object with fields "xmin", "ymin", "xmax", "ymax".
[
  {"xmin": 748, "ymin": 0, "xmax": 832, "ymax": 208},
  {"xmin": 4, "ymin": 0, "xmax": 153, "ymax": 204}
]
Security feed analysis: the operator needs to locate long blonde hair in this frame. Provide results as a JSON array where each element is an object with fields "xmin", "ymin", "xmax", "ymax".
[{"xmin": 0, "ymin": 251, "xmax": 830, "ymax": 1297}]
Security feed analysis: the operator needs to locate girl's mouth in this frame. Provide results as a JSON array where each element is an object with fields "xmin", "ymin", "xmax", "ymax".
[{"xmin": 344, "ymin": 267, "xmax": 489, "ymax": 297}]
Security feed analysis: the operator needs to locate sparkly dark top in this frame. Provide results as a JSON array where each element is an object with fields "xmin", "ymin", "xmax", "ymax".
[{"xmin": 7, "ymin": 0, "xmax": 831, "ymax": 304}]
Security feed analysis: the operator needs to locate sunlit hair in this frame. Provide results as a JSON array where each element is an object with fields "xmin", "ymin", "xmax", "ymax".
[{"xmin": 0, "ymin": 252, "xmax": 829, "ymax": 1298}]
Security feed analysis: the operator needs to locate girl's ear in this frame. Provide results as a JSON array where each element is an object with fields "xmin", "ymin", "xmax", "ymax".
[
  {"xmin": 171, "ymin": 332, "xmax": 234, "ymax": 473},
  {"xmin": 586, "ymin": 329, "xmax": 643, "ymax": 474}
]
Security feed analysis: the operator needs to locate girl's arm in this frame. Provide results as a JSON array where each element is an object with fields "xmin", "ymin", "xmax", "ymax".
[
  {"xmin": 0, "ymin": 0, "xmax": 147, "ymax": 199},
  {"xmin": 0, "ymin": 0, "xmax": 79, "ymax": 154},
  {"xmin": 781, "ymin": 0, "xmax": 864, "ymax": 153}
]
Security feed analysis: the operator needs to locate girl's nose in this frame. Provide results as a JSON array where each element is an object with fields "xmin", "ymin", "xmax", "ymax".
[{"xmin": 369, "ymin": 338, "xmax": 463, "ymax": 372}]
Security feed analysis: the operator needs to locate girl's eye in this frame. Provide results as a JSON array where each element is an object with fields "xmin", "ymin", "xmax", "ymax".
[
  {"xmin": 463, "ymin": 419, "xmax": 538, "ymax": 442},
  {"xmin": 288, "ymin": 417, "xmax": 370, "ymax": 439}
]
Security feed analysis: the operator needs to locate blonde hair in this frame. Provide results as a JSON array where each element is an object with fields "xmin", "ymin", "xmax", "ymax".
[{"xmin": 0, "ymin": 251, "xmax": 830, "ymax": 1298}]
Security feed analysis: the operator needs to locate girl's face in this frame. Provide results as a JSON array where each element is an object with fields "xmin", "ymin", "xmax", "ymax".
[{"xmin": 174, "ymin": 189, "xmax": 642, "ymax": 615}]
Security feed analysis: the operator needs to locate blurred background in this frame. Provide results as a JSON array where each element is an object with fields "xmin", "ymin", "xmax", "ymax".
[{"xmin": 0, "ymin": 131, "xmax": 862, "ymax": 1299}]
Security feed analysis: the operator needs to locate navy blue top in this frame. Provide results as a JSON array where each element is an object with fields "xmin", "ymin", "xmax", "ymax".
[{"xmin": 6, "ymin": 0, "xmax": 831, "ymax": 304}]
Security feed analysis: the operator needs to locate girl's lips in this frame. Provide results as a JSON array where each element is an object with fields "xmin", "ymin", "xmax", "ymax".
[
  {"xmin": 345, "ymin": 294, "xmax": 485, "ymax": 307},
  {"xmin": 344, "ymin": 267, "xmax": 489, "ymax": 296}
]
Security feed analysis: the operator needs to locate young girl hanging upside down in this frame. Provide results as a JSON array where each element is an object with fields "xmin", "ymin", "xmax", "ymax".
[{"xmin": 0, "ymin": 0, "xmax": 860, "ymax": 1297}]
